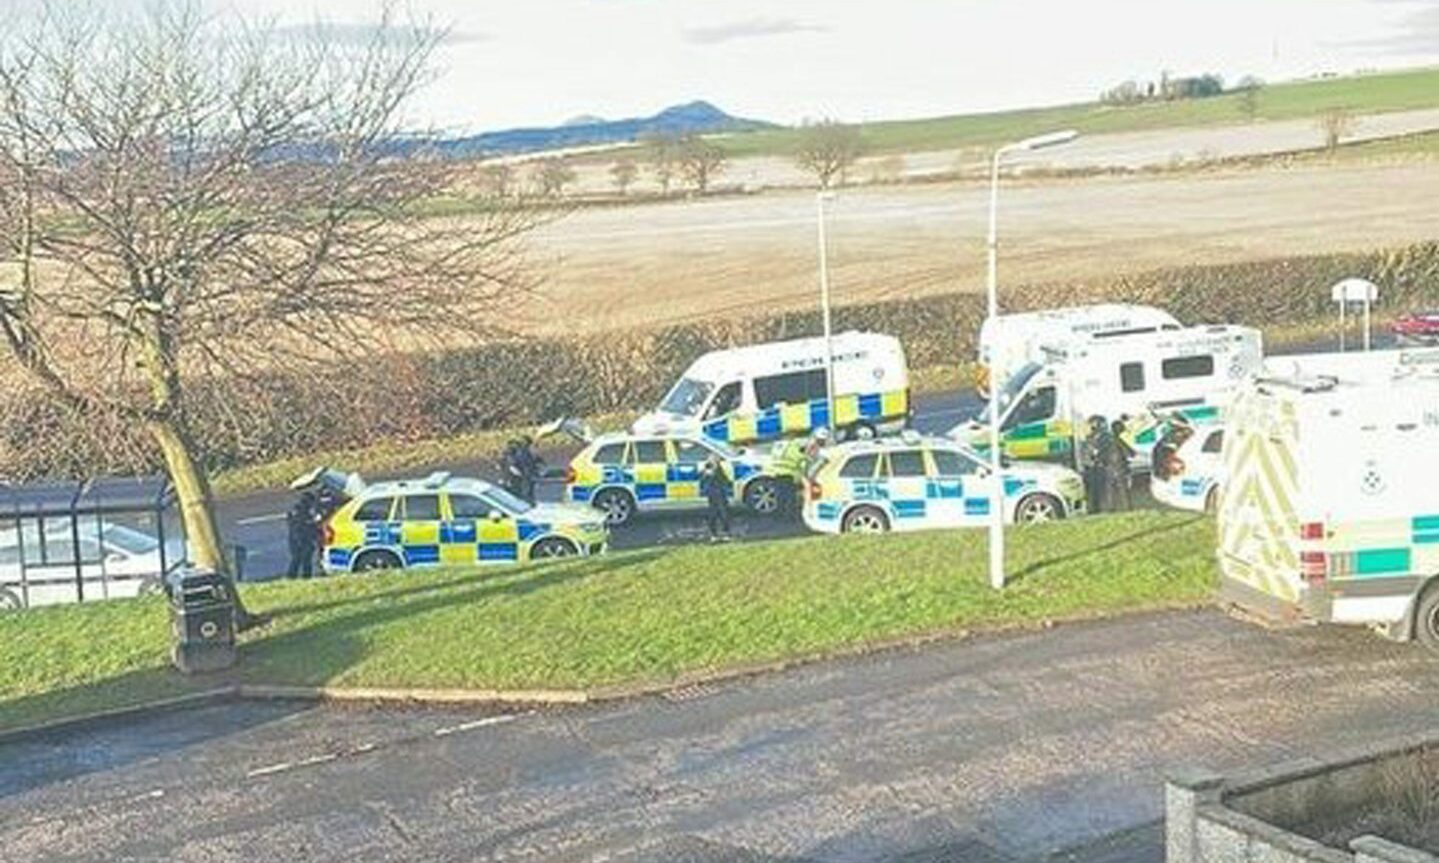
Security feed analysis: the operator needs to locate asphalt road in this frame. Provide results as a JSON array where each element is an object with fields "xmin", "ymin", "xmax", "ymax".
[
  {"xmin": 7, "ymin": 609, "xmax": 1439, "ymax": 862},
  {"xmin": 221, "ymin": 387, "xmax": 984, "ymax": 582}
]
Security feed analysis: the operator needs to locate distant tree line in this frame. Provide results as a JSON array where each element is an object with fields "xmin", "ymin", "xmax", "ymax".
[{"xmin": 1100, "ymin": 72, "xmax": 1263, "ymax": 107}]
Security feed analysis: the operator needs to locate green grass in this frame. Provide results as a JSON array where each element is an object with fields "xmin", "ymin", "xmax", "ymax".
[
  {"xmin": 715, "ymin": 67, "xmax": 1439, "ymax": 159},
  {"xmin": 0, "ymin": 511, "xmax": 1215, "ymax": 731}
]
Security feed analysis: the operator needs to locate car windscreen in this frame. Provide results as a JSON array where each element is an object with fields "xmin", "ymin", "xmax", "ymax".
[
  {"xmin": 979, "ymin": 362, "xmax": 1042, "ymax": 424},
  {"xmin": 658, "ymin": 377, "xmax": 715, "ymax": 417},
  {"xmin": 482, "ymin": 487, "xmax": 534, "ymax": 515}
]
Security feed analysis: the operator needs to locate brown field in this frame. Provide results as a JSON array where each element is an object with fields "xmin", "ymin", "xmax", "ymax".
[{"xmin": 514, "ymin": 161, "xmax": 1439, "ymax": 336}]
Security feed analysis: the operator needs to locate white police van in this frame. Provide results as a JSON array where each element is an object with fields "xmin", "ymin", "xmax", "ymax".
[
  {"xmin": 977, "ymin": 304, "xmax": 1179, "ymax": 396},
  {"xmin": 632, "ymin": 331, "xmax": 910, "ymax": 446}
]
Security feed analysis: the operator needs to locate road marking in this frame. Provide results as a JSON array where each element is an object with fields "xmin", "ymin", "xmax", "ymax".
[
  {"xmin": 246, "ymin": 752, "xmax": 337, "ymax": 778},
  {"xmin": 432, "ymin": 712, "xmax": 526, "ymax": 738},
  {"xmin": 235, "ymin": 513, "xmax": 285, "ymax": 526}
]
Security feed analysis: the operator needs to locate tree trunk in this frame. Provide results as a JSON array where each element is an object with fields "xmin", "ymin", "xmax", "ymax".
[{"xmin": 146, "ymin": 417, "xmax": 262, "ymax": 629}]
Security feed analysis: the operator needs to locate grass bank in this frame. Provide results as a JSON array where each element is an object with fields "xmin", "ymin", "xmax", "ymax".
[{"xmin": 0, "ymin": 511, "xmax": 1214, "ymax": 732}]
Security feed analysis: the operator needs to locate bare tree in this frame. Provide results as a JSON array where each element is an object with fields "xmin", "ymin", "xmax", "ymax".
[
  {"xmin": 677, "ymin": 135, "xmax": 727, "ymax": 194},
  {"xmin": 609, "ymin": 157, "xmax": 638, "ymax": 196},
  {"xmin": 1234, "ymin": 75, "xmax": 1264, "ymax": 123},
  {"xmin": 532, "ymin": 156, "xmax": 577, "ymax": 196},
  {"xmin": 1319, "ymin": 108, "xmax": 1358, "ymax": 152},
  {"xmin": 0, "ymin": 4, "xmax": 540, "ymax": 622},
  {"xmin": 479, "ymin": 161, "xmax": 516, "ymax": 198},
  {"xmin": 794, "ymin": 119, "xmax": 864, "ymax": 189},
  {"xmin": 644, "ymin": 135, "xmax": 679, "ymax": 195}
]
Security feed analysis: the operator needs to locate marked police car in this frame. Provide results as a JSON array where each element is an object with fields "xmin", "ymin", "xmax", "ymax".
[
  {"xmin": 322, "ymin": 472, "xmax": 607, "ymax": 573},
  {"xmin": 802, "ymin": 435, "xmax": 1086, "ymax": 535},
  {"xmin": 565, "ymin": 431, "xmax": 788, "ymax": 526},
  {"xmin": 1150, "ymin": 422, "xmax": 1226, "ymax": 513}
]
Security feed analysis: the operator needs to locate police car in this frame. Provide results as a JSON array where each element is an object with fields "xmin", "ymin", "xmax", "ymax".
[
  {"xmin": 322, "ymin": 472, "xmax": 608, "ymax": 573},
  {"xmin": 1150, "ymin": 423, "xmax": 1226, "ymax": 513},
  {"xmin": 565, "ymin": 431, "xmax": 788, "ymax": 526},
  {"xmin": 802, "ymin": 435, "xmax": 1086, "ymax": 535}
]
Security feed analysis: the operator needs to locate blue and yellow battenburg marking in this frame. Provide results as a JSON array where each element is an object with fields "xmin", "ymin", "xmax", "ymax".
[
  {"xmin": 702, "ymin": 389, "xmax": 908, "ymax": 445},
  {"xmin": 812, "ymin": 475, "xmax": 1036, "ymax": 522},
  {"xmin": 326, "ymin": 516, "xmax": 557, "ymax": 569},
  {"xmin": 568, "ymin": 460, "xmax": 762, "ymax": 505}
]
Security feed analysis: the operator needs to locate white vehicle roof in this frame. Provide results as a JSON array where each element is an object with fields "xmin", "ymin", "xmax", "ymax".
[
  {"xmin": 981, "ymin": 304, "xmax": 1179, "ymax": 342},
  {"xmin": 1040, "ymin": 323, "xmax": 1257, "ymax": 361},
  {"xmin": 681, "ymin": 330, "xmax": 902, "ymax": 381},
  {"xmin": 1253, "ymin": 348, "xmax": 1439, "ymax": 412},
  {"xmin": 358, "ymin": 472, "xmax": 499, "ymax": 498}
]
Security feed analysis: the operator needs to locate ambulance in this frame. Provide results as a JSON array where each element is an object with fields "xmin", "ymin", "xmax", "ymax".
[
  {"xmin": 1217, "ymin": 348, "xmax": 1439, "ymax": 647},
  {"xmin": 977, "ymin": 304, "xmax": 1179, "ymax": 396},
  {"xmin": 631, "ymin": 331, "xmax": 910, "ymax": 446},
  {"xmin": 955, "ymin": 324, "xmax": 1263, "ymax": 468}
]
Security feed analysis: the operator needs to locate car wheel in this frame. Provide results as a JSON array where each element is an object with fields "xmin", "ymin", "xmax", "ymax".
[
  {"xmin": 842, "ymin": 506, "xmax": 890, "ymax": 534},
  {"xmin": 1414, "ymin": 583, "xmax": 1439, "ymax": 650},
  {"xmin": 1204, "ymin": 487, "xmax": 1220, "ymax": 515},
  {"xmin": 0, "ymin": 587, "xmax": 21, "ymax": 612},
  {"xmin": 592, "ymin": 488, "xmax": 636, "ymax": 526},
  {"xmin": 353, "ymin": 550, "xmax": 402, "ymax": 572},
  {"xmin": 1015, "ymin": 493, "xmax": 1063, "ymax": 524},
  {"xmin": 743, "ymin": 477, "xmax": 783, "ymax": 515},
  {"xmin": 531, "ymin": 537, "xmax": 578, "ymax": 560}
]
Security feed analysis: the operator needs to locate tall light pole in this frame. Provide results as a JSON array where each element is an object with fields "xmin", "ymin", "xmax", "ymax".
[
  {"xmin": 818, "ymin": 191, "xmax": 837, "ymax": 426},
  {"xmin": 985, "ymin": 129, "xmax": 1079, "ymax": 590}
]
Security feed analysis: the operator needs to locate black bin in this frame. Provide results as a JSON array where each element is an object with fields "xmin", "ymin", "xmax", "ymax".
[{"xmin": 169, "ymin": 570, "xmax": 237, "ymax": 673}]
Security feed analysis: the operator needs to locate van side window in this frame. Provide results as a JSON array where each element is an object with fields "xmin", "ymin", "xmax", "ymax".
[
  {"xmin": 592, "ymin": 443, "xmax": 628, "ymax": 465},
  {"xmin": 1003, "ymin": 386, "xmax": 1056, "ymax": 430},
  {"xmin": 839, "ymin": 453, "xmax": 879, "ymax": 479},
  {"xmin": 1120, "ymin": 362, "xmax": 1146, "ymax": 393},
  {"xmin": 755, "ymin": 369, "xmax": 827, "ymax": 409},
  {"xmin": 704, "ymin": 382, "xmax": 743, "ymax": 420},
  {"xmin": 1202, "ymin": 431, "xmax": 1224, "ymax": 454},
  {"xmin": 1161, "ymin": 355, "xmax": 1215, "ymax": 380}
]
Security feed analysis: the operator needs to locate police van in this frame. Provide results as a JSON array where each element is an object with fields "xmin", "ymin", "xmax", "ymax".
[
  {"xmin": 977, "ymin": 304, "xmax": 1179, "ymax": 396},
  {"xmin": 632, "ymin": 331, "xmax": 910, "ymax": 446},
  {"xmin": 956, "ymin": 324, "xmax": 1263, "ymax": 468},
  {"xmin": 1217, "ymin": 349, "xmax": 1439, "ymax": 647}
]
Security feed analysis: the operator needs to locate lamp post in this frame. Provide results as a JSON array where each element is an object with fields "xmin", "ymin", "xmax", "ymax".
[
  {"xmin": 818, "ymin": 191, "xmax": 837, "ymax": 426},
  {"xmin": 985, "ymin": 129, "xmax": 1079, "ymax": 590}
]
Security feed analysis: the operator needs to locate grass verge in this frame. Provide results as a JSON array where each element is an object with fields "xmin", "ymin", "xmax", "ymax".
[{"xmin": 0, "ymin": 511, "xmax": 1214, "ymax": 732}]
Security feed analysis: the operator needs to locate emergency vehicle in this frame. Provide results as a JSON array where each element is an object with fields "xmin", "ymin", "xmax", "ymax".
[
  {"xmin": 801, "ymin": 434, "xmax": 1086, "ymax": 535},
  {"xmin": 1218, "ymin": 349, "xmax": 1439, "ymax": 647},
  {"xmin": 1149, "ymin": 421, "xmax": 1226, "ymax": 513},
  {"xmin": 322, "ymin": 472, "xmax": 608, "ymax": 572},
  {"xmin": 631, "ymin": 331, "xmax": 910, "ymax": 446},
  {"xmin": 977, "ymin": 304, "xmax": 1179, "ymax": 396},
  {"xmin": 565, "ymin": 431, "xmax": 788, "ymax": 525},
  {"xmin": 956, "ymin": 324, "xmax": 1262, "ymax": 469}
]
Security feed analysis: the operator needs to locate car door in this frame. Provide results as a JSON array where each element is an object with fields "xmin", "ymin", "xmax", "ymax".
[
  {"xmin": 881, "ymin": 450, "xmax": 931, "ymax": 529},
  {"xmin": 628, "ymin": 439, "xmax": 673, "ymax": 510},
  {"xmin": 929, "ymin": 448, "xmax": 987, "ymax": 527},
  {"xmin": 441, "ymin": 492, "xmax": 487, "ymax": 566},
  {"xmin": 669, "ymin": 439, "xmax": 710, "ymax": 503},
  {"xmin": 1002, "ymin": 384, "xmax": 1059, "ymax": 458},
  {"xmin": 398, "ymin": 494, "xmax": 443, "ymax": 567},
  {"xmin": 472, "ymin": 491, "xmax": 523, "ymax": 564}
]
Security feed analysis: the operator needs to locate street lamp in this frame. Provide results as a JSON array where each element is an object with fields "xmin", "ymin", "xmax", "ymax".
[
  {"xmin": 817, "ymin": 191, "xmax": 838, "ymax": 425},
  {"xmin": 984, "ymin": 129, "xmax": 1079, "ymax": 590}
]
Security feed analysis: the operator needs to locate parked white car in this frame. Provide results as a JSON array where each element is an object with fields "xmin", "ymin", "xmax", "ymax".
[
  {"xmin": 0, "ymin": 520, "xmax": 184, "ymax": 610},
  {"xmin": 1150, "ymin": 424, "xmax": 1226, "ymax": 513}
]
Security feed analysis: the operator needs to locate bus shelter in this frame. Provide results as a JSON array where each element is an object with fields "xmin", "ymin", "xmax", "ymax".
[{"xmin": 0, "ymin": 476, "xmax": 186, "ymax": 611}]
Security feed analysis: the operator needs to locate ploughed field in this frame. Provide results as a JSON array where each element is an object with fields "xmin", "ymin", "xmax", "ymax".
[{"xmin": 515, "ymin": 161, "xmax": 1439, "ymax": 335}]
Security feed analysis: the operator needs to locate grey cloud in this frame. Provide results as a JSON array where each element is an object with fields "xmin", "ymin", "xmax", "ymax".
[
  {"xmin": 1339, "ymin": 2, "xmax": 1439, "ymax": 55},
  {"xmin": 271, "ymin": 22, "xmax": 489, "ymax": 48},
  {"xmin": 683, "ymin": 17, "xmax": 826, "ymax": 46}
]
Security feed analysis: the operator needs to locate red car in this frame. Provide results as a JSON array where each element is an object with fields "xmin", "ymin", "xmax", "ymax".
[{"xmin": 1392, "ymin": 313, "xmax": 1439, "ymax": 345}]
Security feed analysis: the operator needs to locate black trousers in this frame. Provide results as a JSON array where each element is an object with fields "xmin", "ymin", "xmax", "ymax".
[
  {"xmin": 705, "ymin": 500, "xmax": 732, "ymax": 537},
  {"xmin": 287, "ymin": 541, "xmax": 315, "ymax": 579}
]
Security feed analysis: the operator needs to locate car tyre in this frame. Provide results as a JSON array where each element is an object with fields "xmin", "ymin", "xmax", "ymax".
[
  {"xmin": 842, "ymin": 506, "xmax": 890, "ymax": 534},
  {"xmin": 352, "ymin": 550, "xmax": 403, "ymax": 573},
  {"xmin": 0, "ymin": 587, "xmax": 21, "ymax": 612},
  {"xmin": 743, "ymin": 477, "xmax": 783, "ymax": 515},
  {"xmin": 1414, "ymin": 582, "xmax": 1439, "ymax": 650},
  {"xmin": 1015, "ymin": 493, "xmax": 1063, "ymax": 524},
  {"xmin": 1204, "ymin": 487, "xmax": 1220, "ymax": 515},
  {"xmin": 592, "ymin": 488, "xmax": 636, "ymax": 526},
  {"xmin": 531, "ymin": 537, "xmax": 578, "ymax": 560}
]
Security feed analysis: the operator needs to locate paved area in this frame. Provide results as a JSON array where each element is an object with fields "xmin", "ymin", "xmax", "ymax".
[{"xmin": 6, "ymin": 610, "xmax": 1439, "ymax": 862}]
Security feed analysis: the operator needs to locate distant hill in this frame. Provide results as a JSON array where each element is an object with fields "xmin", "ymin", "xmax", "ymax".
[{"xmin": 425, "ymin": 101, "xmax": 775, "ymax": 158}]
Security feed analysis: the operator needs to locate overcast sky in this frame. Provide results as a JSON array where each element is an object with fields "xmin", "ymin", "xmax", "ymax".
[{"xmin": 214, "ymin": 0, "xmax": 1439, "ymax": 133}]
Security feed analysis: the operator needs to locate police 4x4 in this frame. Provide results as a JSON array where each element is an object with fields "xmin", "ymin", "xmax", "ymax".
[{"xmin": 803, "ymin": 436, "xmax": 1086, "ymax": 535}]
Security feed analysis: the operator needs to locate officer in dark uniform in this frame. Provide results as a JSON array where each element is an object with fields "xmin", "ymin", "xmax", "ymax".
[
  {"xmin": 1107, "ymin": 417, "xmax": 1136, "ymax": 512},
  {"xmin": 285, "ymin": 491, "xmax": 319, "ymax": 579},
  {"xmin": 1081, "ymin": 415, "xmax": 1110, "ymax": 513},
  {"xmin": 699, "ymin": 455, "xmax": 734, "ymax": 541}
]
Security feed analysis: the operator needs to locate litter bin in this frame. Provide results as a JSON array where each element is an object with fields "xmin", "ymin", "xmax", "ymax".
[{"xmin": 170, "ymin": 570, "xmax": 237, "ymax": 673}]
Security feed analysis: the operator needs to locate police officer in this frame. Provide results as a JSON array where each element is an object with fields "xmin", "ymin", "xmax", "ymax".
[
  {"xmin": 514, "ymin": 435, "xmax": 544, "ymax": 504},
  {"xmin": 773, "ymin": 427, "xmax": 831, "ymax": 511},
  {"xmin": 1107, "ymin": 417, "xmax": 1136, "ymax": 512},
  {"xmin": 499, "ymin": 439, "xmax": 526, "ymax": 499},
  {"xmin": 699, "ymin": 454, "xmax": 734, "ymax": 541},
  {"xmin": 1081, "ymin": 415, "xmax": 1110, "ymax": 513},
  {"xmin": 285, "ymin": 491, "xmax": 319, "ymax": 579}
]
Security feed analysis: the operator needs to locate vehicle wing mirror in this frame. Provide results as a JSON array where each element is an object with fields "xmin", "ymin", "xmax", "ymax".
[{"xmin": 488, "ymin": 509, "xmax": 506, "ymax": 522}]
